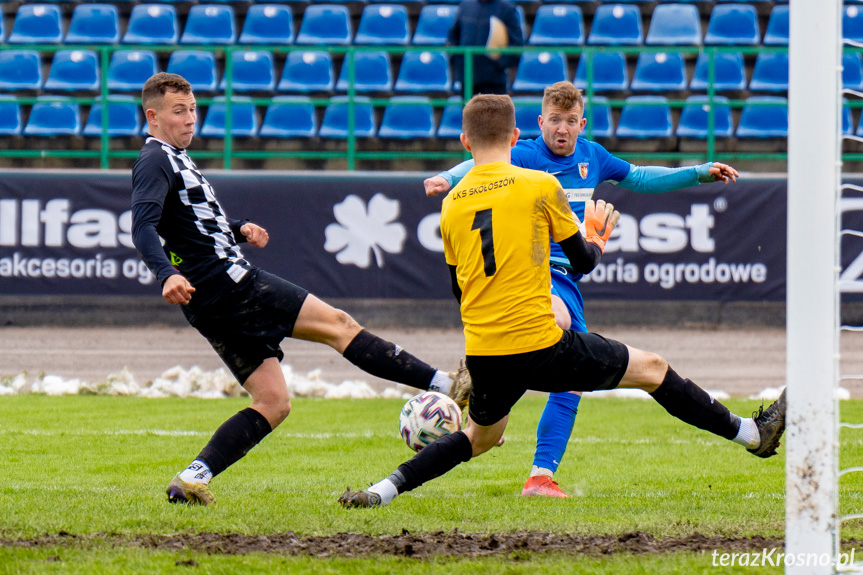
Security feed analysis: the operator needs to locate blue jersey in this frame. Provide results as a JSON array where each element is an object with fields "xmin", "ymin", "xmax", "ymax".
[{"xmin": 510, "ymin": 137, "xmax": 630, "ymax": 269}]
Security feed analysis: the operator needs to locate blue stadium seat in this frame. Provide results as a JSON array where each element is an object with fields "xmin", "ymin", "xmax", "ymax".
[
  {"xmin": 260, "ymin": 96, "xmax": 316, "ymax": 138},
  {"xmin": 844, "ymin": 52, "xmax": 863, "ymax": 91},
  {"xmin": 24, "ymin": 98, "xmax": 81, "ymax": 136},
  {"xmin": 528, "ymin": 5, "xmax": 585, "ymax": 46},
  {"xmin": 123, "ymin": 4, "xmax": 179, "ymax": 45},
  {"xmin": 220, "ymin": 51, "xmax": 276, "ymax": 92},
  {"xmin": 512, "ymin": 51, "xmax": 568, "ymax": 92},
  {"xmin": 573, "ymin": 52, "xmax": 628, "ymax": 92},
  {"xmin": 200, "ymin": 97, "xmax": 258, "ymax": 138},
  {"xmin": 239, "ymin": 4, "xmax": 294, "ymax": 45},
  {"xmin": 378, "ymin": 96, "xmax": 434, "ymax": 139},
  {"xmin": 513, "ymin": 97, "xmax": 541, "ymax": 138},
  {"xmin": 689, "ymin": 52, "xmax": 746, "ymax": 92},
  {"xmin": 645, "ymin": 4, "xmax": 701, "ymax": 46},
  {"xmin": 336, "ymin": 51, "xmax": 393, "ymax": 92},
  {"xmin": 704, "ymin": 5, "xmax": 760, "ymax": 45},
  {"xmin": 107, "ymin": 50, "xmax": 159, "ymax": 91},
  {"xmin": 436, "ymin": 96, "xmax": 462, "ymax": 138},
  {"xmin": 278, "ymin": 51, "xmax": 335, "ymax": 92},
  {"xmin": 355, "ymin": 4, "xmax": 410, "ymax": 45},
  {"xmin": 318, "ymin": 96, "xmax": 376, "ymax": 138},
  {"xmin": 748, "ymin": 52, "xmax": 788, "ymax": 92},
  {"xmin": 0, "ymin": 97, "xmax": 22, "ymax": 136},
  {"xmin": 44, "ymin": 50, "xmax": 100, "ymax": 92},
  {"xmin": 83, "ymin": 96, "xmax": 142, "ymax": 137},
  {"xmin": 736, "ymin": 96, "xmax": 788, "ymax": 138},
  {"xmin": 66, "ymin": 4, "xmax": 120, "ymax": 44},
  {"xmin": 676, "ymin": 95, "xmax": 733, "ymax": 138},
  {"xmin": 295, "ymin": 5, "xmax": 352, "ymax": 46},
  {"xmin": 615, "ymin": 96, "xmax": 672, "ymax": 138},
  {"xmin": 181, "ymin": 5, "xmax": 236, "ymax": 45},
  {"xmin": 584, "ymin": 96, "xmax": 612, "ymax": 139},
  {"xmin": 0, "ymin": 51, "xmax": 42, "ymax": 91},
  {"xmin": 844, "ymin": 102, "xmax": 852, "ymax": 136},
  {"xmin": 394, "ymin": 51, "xmax": 451, "ymax": 92},
  {"xmin": 9, "ymin": 4, "xmax": 62, "ymax": 44},
  {"xmin": 167, "ymin": 51, "xmax": 218, "ymax": 92},
  {"xmin": 630, "ymin": 52, "xmax": 687, "ymax": 92},
  {"xmin": 412, "ymin": 5, "xmax": 456, "ymax": 46},
  {"xmin": 763, "ymin": 4, "xmax": 789, "ymax": 46},
  {"xmin": 846, "ymin": 4, "xmax": 863, "ymax": 43},
  {"xmin": 587, "ymin": 4, "xmax": 643, "ymax": 45}
]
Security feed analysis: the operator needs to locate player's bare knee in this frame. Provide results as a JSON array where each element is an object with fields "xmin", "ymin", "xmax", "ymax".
[{"xmin": 332, "ymin": 308, "xmax": 361, "ymax": 333}]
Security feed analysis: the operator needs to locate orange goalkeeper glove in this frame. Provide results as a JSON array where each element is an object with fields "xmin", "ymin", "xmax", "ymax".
[{"xmin": 582, "ymin": 199, "xmax": 620, "ymax": 252}]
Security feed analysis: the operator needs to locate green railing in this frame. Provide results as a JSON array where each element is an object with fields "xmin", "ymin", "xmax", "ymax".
[{"xmin": 2, "ymin": 43, "xmax": 855, "ymax": 169}]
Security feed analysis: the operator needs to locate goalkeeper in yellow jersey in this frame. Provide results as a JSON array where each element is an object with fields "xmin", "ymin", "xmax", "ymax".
[{"xmin": 338, "ymin": 95, "xmax": 785, "ymax": 509}]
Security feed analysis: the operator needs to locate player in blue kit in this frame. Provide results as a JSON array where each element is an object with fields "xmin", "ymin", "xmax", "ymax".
[{"xmin": 424, "ymin": 81, "xmax": 739, "ymax": 498}]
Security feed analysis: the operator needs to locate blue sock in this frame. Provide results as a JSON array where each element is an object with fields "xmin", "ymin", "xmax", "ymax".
[{"xmin": 532, "ymin": 392, "xmax": 581, "ymax": 474}]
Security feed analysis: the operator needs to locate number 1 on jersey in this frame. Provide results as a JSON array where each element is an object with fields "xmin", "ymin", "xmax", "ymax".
[{"xmin": 471, "ymin": 209, "xmax": 496, "ymax": 277}]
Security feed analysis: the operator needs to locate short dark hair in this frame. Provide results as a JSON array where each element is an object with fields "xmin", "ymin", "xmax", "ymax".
[
  {"xmin": 542, "ymin": 81, "xmax": 584, "ymax": 114},
  {"xmin": 462, "ymin": 94, "xmax": 515, "ymax": 148},
  {"xmin": 141, "ymin": 73, "xmax": 192, "ymax": 111}
]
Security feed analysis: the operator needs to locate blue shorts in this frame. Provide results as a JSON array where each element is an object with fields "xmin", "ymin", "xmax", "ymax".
[{"xmin": 550, "ymin": 265, "xmax": 587, "ymax": 332}]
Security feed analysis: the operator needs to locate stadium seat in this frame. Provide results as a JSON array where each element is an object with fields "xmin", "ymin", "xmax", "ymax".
[
  {"xmin": 378, "ymin": 96, "xmax": 434, "ymax": 139},
  {"xmin": 107, "ymin": 50, "xmax": 159, "ymax": 92},
  {"xmin": 278, "ymin": 51, "xmax": 335, "ymax": 92},
  {"xmin": 259, "ymin": 96, "xmax": 316, "ymax": 138},
  {"xmin": 9, "ymin": 4, "xmax": 63, "ymax": 44},
  {"xmin": 436, "ymin": 96, "xmax": 462, "ymax": 138},
  {"xmin": 573, "ymin": 52, "xmax": 628, "ymax": 92},
  {"xmin": 615, "ymin": 96, "xmax": 672, "ymax": 138},
  {"xmin": 587, "ymin": 4, "xmax": 643, "ymax": 45},
  {"xmin": 180, "ymin": 5, "xmax": 236, "ymax": 45},
  {"xmin": 239, "ymin": 4, "xmax": 294, "ymax": 45},
  {"xmin": 528, "ymin": 5, "xmax": 585, "ymax": 46},
  {"xmin": 123, "ymin": 5, "xmax": 179, "ymax": 45},
  {"xmin": 220, "ymin": 51, "xmax": 276, "ymax": 92},
  {"xmin": 763, "ymin": 4, "xmax": 789, "ymax": 46},
  {"xmin": 676, "ymin": 95, "xmax": 733, "ymax": 138},
  {"xmin": 412, "ymin": 5, "xmax": 456, "ymax": 46},
  {"xmin": 394, "ymin": 51, "xmax": 451, "ymax": 92},
  {"xmin": 318, "ymin": 96, "xmax": 376, "ymax": 138},
  {"xmin": 200, "ymin": 97, "xmax": 258, "ymax": 138},
  {"xmin": 736, "ymin": 96, "xmax": 788, "ymax": 138},
  {"xmin": 295, "ymin": 5, "xmax": 352, "ymax": 46},
  {"xmin": 167, "ymin": 51, "xmax": 218, "ymax": 92},
  {"xmin": 0, "ymin": 50, "xmax": 42, "ymax": 91},
  {"xmin": 83, "ymin": 96, "xmax": 142, "ymax": 137},
  {"xmin": 44, "ymin": 50, "xmax": 100, "ymax": 92},
  {"xmin": 0, "ymin": 97, "xmax": 22, "ymax": 135},
  {"xmin": 24, "ymin": 98, "xmax": 81, "ymax": 136},
  {"xmin": 689, "ymin": 52, "xmax": 746, "ymax": 92},
  {"xmin": 645, "ymin": 4, "xmax": 701, "ymax": 46},
  {"xmin": 748, "ymin": 52, "xmax": 788, "ymax": 92},
  {"xmin": 513, "ymin": 97, "xmax": 542, "ymax": 139},
  {"xmin": 704, "ymin": 5, "xmax": 760, "ymax": 45},
  {"xmin": 846, "ymin": 5, "xmax": 863, "ymax": 43},
  {"xmin": 630, "ymin": 52, "xmax": 687, "ymax": 92},
  {"xmin": 355, "ymin": 4, "xmax": 410, "ymax": 45},
  {"xmin": 844, "ymin": 52, "xmax": 863, "ymax": 91},
  {"xmin": 512, "ymin": 51, "xmax": 568, "ymax": 93},
  {"xmin": 844, "ymin": 102, "xmax": 853, "ymax": 136},
  {"xmin": 66, "ymin": 4, "xmax": 120, "ymax": 44},
  {"xmin": 583, "ymin": 96, "xmax": 612, "ymax": 139},
  {"xmin": 336, "ymin": 51, "xmax": 393, "ymax": 92}
]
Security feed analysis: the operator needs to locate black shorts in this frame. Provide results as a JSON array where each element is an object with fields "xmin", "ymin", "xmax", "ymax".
[
  {"xmin": 465, "ymin": 330, "xmax": 629, "ymax": 426},
  {"xmin": 182, "ymin": 269, "xmax": 309, "ymax": 384}
]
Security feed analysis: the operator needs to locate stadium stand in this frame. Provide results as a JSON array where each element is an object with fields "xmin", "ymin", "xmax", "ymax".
[
  {"xmin": 573, "ymin": 51, "xmax": 628, "ymax": 92},
  {"xmin": 703, "ymin": 4, "xmax": 761, "ymax": 45},
  {"xmin": 354, "ymin": 4, "xmax": 410, "ymax": 45},
  {"xmin": 295, "ymin": 5, "xmax": 352, "ymax": 46},
  {"xmin": 378, "ymin": 96, "xmax": 435, "ymax": 139},
  {"xmin": 528, "ymin": 5, "xmax": 585, "ymax": 46},
  {"xmin": 736, "ymin": 96, "xmax": 788, "ymax": 138},
  {"xmin": 615, "ymin": 96, "xmax": 673, "ymax": 138},
  {"xmin": 239, "ymin": 4, "xmax": 294, "ymax": 45},
  {"xmin": 107, "ymin": 50, "xmax": 159, "ymax": 92},
  {"xmin": 645, "ymin": 4, "xmax": 702, "ymax": 46},
  {"xmin": 167, "ymin": 51, "xmax": 219, "ymax": 92},
  {"xmin": 0, "ymin": 97, "xmax": 22, "ymax": 136},
  {"xmin": 393, "ymin": 51, "xmax": 451, "ymax": 93},
  {"xmin": 336, "ymin": 51, "xmax": 394, "ymax": 93},
  {"xmin": 412, "ymin": 5, "xmax": 456, "ymax": 46},
  {"xmin": 630, "ymin": 52, "xmax": 687, "ymax": 93},
  {"xmin": 749, "ymin": 52, "xmax": 789, "ymax": 92},
  {"xmin": 278, "ymin": 51, "xmax": 335, "ymax": 92},
  {"xmin": 180, "ymin": 5, "xmax": 237, "ymax": 45},
  {"xmin": 587, "ymin": 4, "xmax": 643, "ymax": 45},
  {"xmin": 200, "ymin": 97, "xmax": 259, "ymax": 138},
  {"xmin": 260, "ymin": 96, "xmax": 317, "ymax": 138},
  {"xmin": 24, "ymin": 97, "xmax": 81, "ymax": 136},
  {"xmin": 123, "ymin": 4, "xmax": 179, "ymax": 45},
  {"xmin": 513, "ymin": 97, "xmax": 542, "ymax": 139},
  {"xmin": 83, "ymin": 96, "xmax": 142, "ymax": 137},
  {"xmin": 221, "ymin": 51, "xmax": 276, "ymax": 92},
  {"xmin": 0, "ymin": 51, "xmax": 42, "ymax": 91},
  {"xmin": 846, "ymin": 4, "xmax": 863, "ymax": 43},
  {"xmin": 9, "ymin": 4, "xmax": 63, "ymax": 45},
  {"xmin": 676, "ymin": 95, "xmax": 733, "ymax": 138},
  {"xmin": 689, "ymin": 52, "xmax": 747, "ymax": 92},
  {"xmin": 318, "ymin": 96, "xmax": 377, "ymax": 138},
  {"xmin": 584, "ymin": 96, "xmax": 613, "ymax": 139},
  {"xmin": 44, "ymin": 50, "xmax": 100, "ymax": 92},
  {"xmin": 65, "ymin": 4, "xmax": 121, "ymax": 45},
  {"xmin": 844, "ymin": 52, "xmax": 863, "ymax": 91},
  {"xmin": 436, "ymin": 96, "xmax": 462, "ymax": 139},
  {"xmin": 763, "ymin": 4, "xmax": 789, "ymax": 46},
  {"xmin": 512, "ymin": 51, "xmax": 568, "ymax": 93}
]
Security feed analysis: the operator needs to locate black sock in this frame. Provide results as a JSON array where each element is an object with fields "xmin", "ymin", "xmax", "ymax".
[
  {"xmin": 387, "ymin": 430, "xmax": 473, "ymax": 494},
  {"xmin": 649, "ymin": 367, "xmax": 741, "ymax": 440},
  {"xmin": 342, "ymin": 329, "xmax": 437, "ymax": 390},
  {"xmin": 197, "ymin": 407, "xmax": 273, "ymax": 478}
]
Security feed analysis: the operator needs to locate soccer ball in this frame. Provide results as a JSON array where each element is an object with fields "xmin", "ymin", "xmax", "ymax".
[{"xmin": 399, "ymin": 391, "xmax": 463, "ymax": 452}]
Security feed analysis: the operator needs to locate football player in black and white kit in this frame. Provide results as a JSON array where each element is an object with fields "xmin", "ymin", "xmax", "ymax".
[{"xmin": 131, "ymin": 73, "xmax": 470, "ymax": 506}]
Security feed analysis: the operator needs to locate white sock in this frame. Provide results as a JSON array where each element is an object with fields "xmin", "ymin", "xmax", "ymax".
[
  {"xmin": 428, "ymin": 371, "xmax": 452, "ymax": 395},
  {"xmin": 529, "ymin": 465, "xmax": 554, "ymax": 478},
  {"xmin": 732, "ymin": 418, "xmax": 761, "ymax": 449},
  {"xmin": 179, "ymin": 460, "xmax": 212, "ymax": 485},
  {"xmin": 367, "ymin": 479, "xmax": 398, "ymax": 505}
]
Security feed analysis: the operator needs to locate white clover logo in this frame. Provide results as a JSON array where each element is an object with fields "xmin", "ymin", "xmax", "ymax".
[{"xmin": 324, "ymin": 193, "xmax": 407, "ymax": 268}]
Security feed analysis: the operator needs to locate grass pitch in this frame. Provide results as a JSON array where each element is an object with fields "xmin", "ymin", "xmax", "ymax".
[{"xmin": 2, "ymin": 394, "xmax": 862, "ymax": 574}]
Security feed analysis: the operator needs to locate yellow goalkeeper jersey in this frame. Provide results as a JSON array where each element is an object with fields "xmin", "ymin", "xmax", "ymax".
[{"xmin": 441, "ymin": 161, "xmax": 580, "ymax": 355}]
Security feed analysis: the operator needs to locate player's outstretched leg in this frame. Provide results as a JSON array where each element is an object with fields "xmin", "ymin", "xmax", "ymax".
[{"xmin": 523, "ymin": 391, "xmax": 581, "ymax": 498}]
